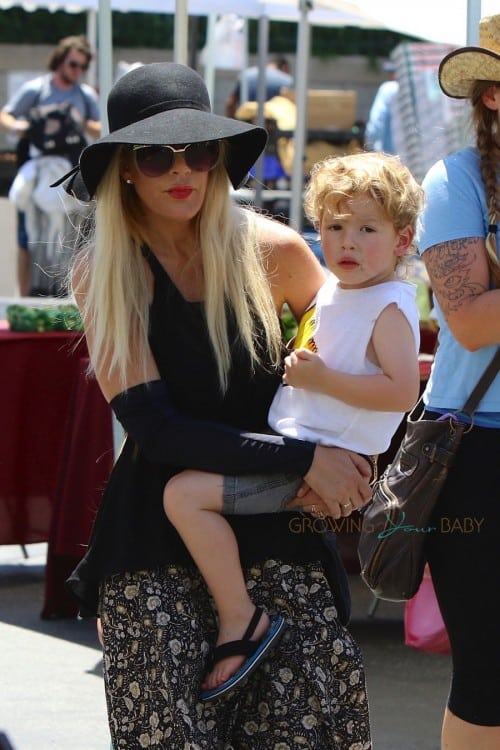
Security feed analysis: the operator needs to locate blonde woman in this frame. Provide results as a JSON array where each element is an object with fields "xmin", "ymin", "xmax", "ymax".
[
  {"xmin": 59, "ymin": 63, "xmax": 373, "ymax": 748},
  {"xmin": 418, "ymin": 14, "xmax": 500, "ymax": 750}
]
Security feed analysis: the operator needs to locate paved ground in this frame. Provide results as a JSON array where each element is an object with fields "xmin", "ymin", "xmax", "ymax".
[{"xmin": 0, "ymin": 543, "xmax": 451, "ymax": 749}]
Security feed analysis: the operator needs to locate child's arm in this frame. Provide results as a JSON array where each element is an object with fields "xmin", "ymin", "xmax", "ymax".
[{"xmin": 283, "ymin": 303, "xmax": 420, "ymax": 412}]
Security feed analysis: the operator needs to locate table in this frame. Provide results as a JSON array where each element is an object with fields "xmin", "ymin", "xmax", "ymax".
[{"xmin": 0, "ymin": 326, "xmax": 114, "ymax": 617}]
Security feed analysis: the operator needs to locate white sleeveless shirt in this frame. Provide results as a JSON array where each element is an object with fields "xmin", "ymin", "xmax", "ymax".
[{"xmin": 268, "ymin": 275, "xmax": 420, "ymax": 454}]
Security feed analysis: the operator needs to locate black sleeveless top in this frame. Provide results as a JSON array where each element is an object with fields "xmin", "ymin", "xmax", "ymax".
[{"xmin": 67, "ymin": 249, "xmax": 336, "ymax": 616}]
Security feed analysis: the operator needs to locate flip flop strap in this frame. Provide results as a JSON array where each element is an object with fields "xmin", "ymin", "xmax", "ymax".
[
  {"xmin": 242, "ymin": 606, "xmax": 264, "ymax": 641},
  {"xmin": 211, "ymin": 638, "xmax": 259, "ymax": 663},
  {"xmin": 210, "ymin": 607, "xmax": 264, "ymax": 663}
]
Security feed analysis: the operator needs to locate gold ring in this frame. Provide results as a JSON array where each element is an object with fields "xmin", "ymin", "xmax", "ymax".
[
  {"xmin": 341, "ymin": 502, "xmax": 352, "ymax": 509},
  {"xmin": 310, "ymin": 504, "xmax": 317, "ymax": 515}
]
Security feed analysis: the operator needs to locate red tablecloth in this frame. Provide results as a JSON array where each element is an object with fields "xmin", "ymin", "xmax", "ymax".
[{"xmin": 0, "ymin": 327, "xmax": 114, "ymax": 617}]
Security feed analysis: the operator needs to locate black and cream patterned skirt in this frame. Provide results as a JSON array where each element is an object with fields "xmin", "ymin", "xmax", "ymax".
[{"xmin": 100, "ymin": 559, "xmax": 371, "ymax": 749}]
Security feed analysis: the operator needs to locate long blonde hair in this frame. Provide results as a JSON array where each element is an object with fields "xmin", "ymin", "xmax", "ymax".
[
  {"xmin": 73, "ymin": 144, "xmax": 283, "ymax": 391},
  {"xmin": 471, "ymin": 81, "xmax": 500, "ymax": 287}
]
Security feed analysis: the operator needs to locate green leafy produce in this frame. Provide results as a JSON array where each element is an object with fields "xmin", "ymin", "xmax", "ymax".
[{"xmin": 7, "ymin": 304, "xmax": 83, "ymax": 332}]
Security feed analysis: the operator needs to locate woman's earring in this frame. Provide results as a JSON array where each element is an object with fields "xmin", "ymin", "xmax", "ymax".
[{"xmin": 125, "ymin": 179, "xmax": 133, "ymax": 185}]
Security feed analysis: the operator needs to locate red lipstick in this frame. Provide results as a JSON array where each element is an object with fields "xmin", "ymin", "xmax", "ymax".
[{"xmin": 168, "ymin": 186, "xmax": 194, "ymax": 199}]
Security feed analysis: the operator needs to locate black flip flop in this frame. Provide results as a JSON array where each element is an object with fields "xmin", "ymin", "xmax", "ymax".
[{"xmin": 200, "ymin": 607, "xmax": 286, "ymax": 702}]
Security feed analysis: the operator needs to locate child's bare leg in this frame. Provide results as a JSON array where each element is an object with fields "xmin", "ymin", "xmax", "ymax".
[{"xmin": 164, "ymin": 470, "xmax": 270, "ymax": 690}]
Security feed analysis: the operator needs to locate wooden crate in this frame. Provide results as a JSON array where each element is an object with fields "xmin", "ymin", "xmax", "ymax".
[{"xmin": 280, "ymin": 88, "xmax": 357, "ymax": 130}]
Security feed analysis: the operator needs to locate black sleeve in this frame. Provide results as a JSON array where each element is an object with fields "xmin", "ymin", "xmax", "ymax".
[{"xmin": 110, "ymin": 379, "xmax": 315, "ymax": 476}]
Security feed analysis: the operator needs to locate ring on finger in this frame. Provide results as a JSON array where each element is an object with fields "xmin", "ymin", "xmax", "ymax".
[
  {"xmin": 341, "ymin": 502, "xmax": 352, "ymax": 509},
  {"xmin": 310, "ymin": 504, "xmax": 325, "ymax": 520}
]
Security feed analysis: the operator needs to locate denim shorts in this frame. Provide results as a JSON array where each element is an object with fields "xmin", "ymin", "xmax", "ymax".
[{"xmin": 222, "ymin": 473, "xmax": 302, "ymax": 515}]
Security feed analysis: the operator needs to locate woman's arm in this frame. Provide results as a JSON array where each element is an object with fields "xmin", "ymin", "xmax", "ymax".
[
  {"xmin": 257, "ymin": 213, "xmax": 326, "ymax": 320},
  {"xmin": 423, "ymin": 238, "xmax": 500, "ymax": 350},
  {"xmin": 73, "ymin": 250, "xmax": 315, "ymax": 477},
  {"xmin": 283, "ymin": 304, "xmax": 420, "ymax": 412},
  {"xmin": 111, "ymin": 379, "xmax": 315, "ymax": 476}
]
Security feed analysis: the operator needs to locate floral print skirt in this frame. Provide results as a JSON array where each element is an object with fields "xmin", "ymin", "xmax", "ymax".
[{"xmin": 100, "ymin": 559, "xmax": 371, "ymax": 749}]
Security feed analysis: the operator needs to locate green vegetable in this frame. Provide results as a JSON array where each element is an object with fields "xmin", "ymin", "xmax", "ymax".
[{"xmin": 7, "ymin": 304, "xmax": 83, "ymax": 332}]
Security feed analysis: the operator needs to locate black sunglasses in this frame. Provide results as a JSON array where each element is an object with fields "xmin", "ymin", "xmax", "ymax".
[
  {"xmin": 132, "ymin": 142, "xmax": 220, "ymax": 177},
  {"xmin": 67, "ymin": 60, "xmax": 89, "ymax": 71}
]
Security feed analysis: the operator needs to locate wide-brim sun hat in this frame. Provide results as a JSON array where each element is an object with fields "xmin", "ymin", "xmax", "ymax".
[
  {"xmin": 439, "ymin": 14, "xmax": 500, "ymax": 98},
  {"xmin": 57, "ymin": 61, "xmax": 267, "ymax": 200}
]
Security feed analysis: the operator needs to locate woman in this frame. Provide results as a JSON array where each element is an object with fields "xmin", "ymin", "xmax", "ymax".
[
  {"xmin": 418, "ymin": 15, "xmax": 500, "ymax": 750},
  {"xmin": 61, "ymin": 62, "xmax": 373, "ymax": 748}
]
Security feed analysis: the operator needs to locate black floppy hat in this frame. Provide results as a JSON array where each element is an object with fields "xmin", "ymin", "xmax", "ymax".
[{"xmin": 57, "ymin": 62, "xmax": 268, "ymax": 200}]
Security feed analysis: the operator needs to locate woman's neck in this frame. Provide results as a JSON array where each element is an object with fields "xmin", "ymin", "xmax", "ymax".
[
  {"xmin": 146, "ymin": 235, "xmax": 204, "ymax": 303},
  {"xmin": 146, "ymin": 220, "xmax": 199, "ymax": 260}
]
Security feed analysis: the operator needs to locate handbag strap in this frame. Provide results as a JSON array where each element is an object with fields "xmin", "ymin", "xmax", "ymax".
[{"xmin": 461, "ymin": 347, "xmax": 500, "ymax": 417}]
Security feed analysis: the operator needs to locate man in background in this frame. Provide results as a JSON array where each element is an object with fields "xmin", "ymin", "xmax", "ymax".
[
  {"xmin": 364, "ymin": 60, "xmax": 399, "ymax": 154},
  {"xmin": 225, "ymin": 56, "xmax": 293, "ymax": 118},
  {"xmin": 0, "ymin": 35, "xmax": 100, "ymax": 296}
]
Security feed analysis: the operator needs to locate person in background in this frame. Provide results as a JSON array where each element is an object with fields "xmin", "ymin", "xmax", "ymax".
[
  {"xmin": 0, "ymin": 35, "xmax": 100, "ymax": 296},
  {"xmin": 59, "ymin": 62, "xmax": 373, "ymax": 747},
  {"xmin": 418, "ymin": 13, "xmax": 500, "ymax": 750},
  {"xmin": 164, "ymin": 150, "xmax": 422, "ymax": 702},
  {"xmin": 225, "ymin": 55, "xmax": 293, "ymax": 118},
  {"xmin": 364, "ymin": 59, "xmax": 399, "ymax": 155}
]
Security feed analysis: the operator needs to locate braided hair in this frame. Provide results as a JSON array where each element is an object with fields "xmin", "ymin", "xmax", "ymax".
[{"xmin": 471, "ymin": 81, "xmax": 500, "ymax": 287}]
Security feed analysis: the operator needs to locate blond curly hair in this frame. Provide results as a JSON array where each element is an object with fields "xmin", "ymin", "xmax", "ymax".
[{"xmin": 304, "ymin": 151, "xmax": 424, "ymax": 258}]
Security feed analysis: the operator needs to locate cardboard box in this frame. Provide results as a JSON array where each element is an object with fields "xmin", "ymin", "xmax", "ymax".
[{"xmin": 281, "ymin": 87, "xmax": 357, "ymax": 130}]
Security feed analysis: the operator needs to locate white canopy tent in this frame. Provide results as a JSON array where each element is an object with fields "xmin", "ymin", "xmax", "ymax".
[
  {"xmin": 0, "ymin": 0, "xmax": 388, "ymax": 225},
  {"xmin": 356, "ymin": 0, "xmax": 498, "ymax": 46},
  {"xmin": 164, "ymin": 0, "xmax": 496, "ymax": 225},
  {"xmin": 1, "ymin": 0, "xmax": 495, "ymax": 225}
]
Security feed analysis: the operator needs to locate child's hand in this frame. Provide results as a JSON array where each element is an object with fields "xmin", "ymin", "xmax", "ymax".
[{"xmin": 283, "ymin": 348, "xmax": 325, "ymax": 390}]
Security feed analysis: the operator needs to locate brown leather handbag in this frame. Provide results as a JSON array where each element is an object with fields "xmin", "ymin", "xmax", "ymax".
[{"xmin": 358, "ymin": 348, "xmax": 500, "ymax": 602}]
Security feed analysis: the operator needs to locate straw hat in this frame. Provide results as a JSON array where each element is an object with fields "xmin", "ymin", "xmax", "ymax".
[
  {"xmin": 439, "ymin": 14, "xmax": 500, "ymax": 98},
  {"xmin": 55, "ymin": 62, "xmax": 267, "ymax": 200}
]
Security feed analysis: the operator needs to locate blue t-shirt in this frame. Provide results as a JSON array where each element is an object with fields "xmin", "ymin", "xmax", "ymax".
[
  {"xmin": 4, "ymin": 73, "xmax": 99, "ymax": 123},
  {"xmin": 418, "ymin": 147, "xmax": 500, "ymax": 425}
]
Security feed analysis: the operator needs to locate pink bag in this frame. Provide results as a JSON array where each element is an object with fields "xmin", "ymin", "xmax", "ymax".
[{"xmin": 404, "ymin": 569, "xmax": 451, "ymax": 655}]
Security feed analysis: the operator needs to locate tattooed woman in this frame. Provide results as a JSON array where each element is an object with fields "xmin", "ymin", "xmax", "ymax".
[{"xmin": 417, "ymin": 14, "xmax": 500, "ymax": 750}]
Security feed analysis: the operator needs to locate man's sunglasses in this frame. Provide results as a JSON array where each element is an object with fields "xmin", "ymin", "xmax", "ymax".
[
  {"xmin": 67, "ymin": 60, "xmax": 89, "ymax": 71},
  {"xmin": 132, "ymin": 142, "xmax": 220, "ymax": 177}
]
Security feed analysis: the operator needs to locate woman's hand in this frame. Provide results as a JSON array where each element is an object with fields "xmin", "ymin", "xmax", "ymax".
[
  {"xmin": 285, "ymin": 486, "xmax": 332, "ymax": 518},
  {"xmin": 293, "ymin": 445, "xmax": 372, "ymax": 519}
]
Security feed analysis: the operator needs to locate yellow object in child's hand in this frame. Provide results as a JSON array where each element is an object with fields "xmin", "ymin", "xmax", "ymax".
[{"xmin": 294, "ymin": 305, "xmax": 317, "ymax": 352}]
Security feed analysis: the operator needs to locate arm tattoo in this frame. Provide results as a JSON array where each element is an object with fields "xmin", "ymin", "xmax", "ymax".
[{"xmin": 424, "ymin": 238, "xmax": 488, "ymax": 315}]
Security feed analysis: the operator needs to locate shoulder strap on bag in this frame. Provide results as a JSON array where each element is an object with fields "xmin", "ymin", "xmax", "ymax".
[{"xmin": 461, "ymin": 347, "xmax": 500, "ymax": 417}]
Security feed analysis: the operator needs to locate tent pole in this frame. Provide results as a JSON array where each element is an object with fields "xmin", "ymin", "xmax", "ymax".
[
  {"xmin": 466, "ymin": 0, "xmax": 481, "ymax": 44},
  {"xmin": 174, "ymin": 0, "xmax": 189, "ymax": 64},
  {"xmin": 203, "ymin": 13, "xmax": 217, "ymax": 104},
  {"xmin": 86, "ymin": 9, "xmax": 98, "ymax": 91},
  {"xmin": 253, "ymin": 14, "xmax": 269, "ymax": 209},
  {"xmin": 289, "ymin": 0, "xmax": 311, "ymax": 231},
  {"xmin": 98, "ymin": 0, "xmax": 113, "ymax": 135}
]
